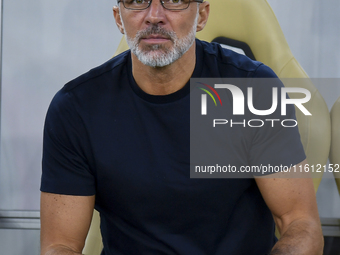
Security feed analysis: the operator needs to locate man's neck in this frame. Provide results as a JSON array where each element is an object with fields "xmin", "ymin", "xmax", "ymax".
[{"xmin": 131, "ymin": 44, "xmax": 196, "ymax": 96}]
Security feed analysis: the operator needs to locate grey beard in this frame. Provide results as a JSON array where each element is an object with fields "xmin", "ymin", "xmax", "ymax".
[{"xmin": 125, "ymin": 21, "xmax": 197, "ymax": 67}]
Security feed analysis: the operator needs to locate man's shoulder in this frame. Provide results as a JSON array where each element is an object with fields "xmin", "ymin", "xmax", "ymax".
[
  {"xmin": 62, "ymin": 50, "xmax": 130, "ymax": 93},
  {"xmin": 197, "ymin": 39, "xmax": 276, "ymax": 77},
  {"xmin": 49, "ymin": 50, "xmax": 131, "ymax": 112}
]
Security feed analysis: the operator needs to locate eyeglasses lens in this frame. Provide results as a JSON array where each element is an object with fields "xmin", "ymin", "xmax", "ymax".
[{"xmin": 122, "ymin": 0, "xmax": 191, "ymax": 11}]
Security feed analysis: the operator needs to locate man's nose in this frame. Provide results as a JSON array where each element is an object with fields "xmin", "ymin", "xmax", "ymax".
[{"xmin": 145, "ymin": 0, "xmax": 166, "ymax": 25}]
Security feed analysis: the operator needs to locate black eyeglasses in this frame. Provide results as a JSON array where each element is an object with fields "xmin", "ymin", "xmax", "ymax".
[{"xmin": 117, "ymin": 0, "xmax": 203, "ymax": 11}]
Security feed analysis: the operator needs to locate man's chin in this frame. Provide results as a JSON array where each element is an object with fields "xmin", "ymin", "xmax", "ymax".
[
  {"xmin": 134, "ymin": 51, "xmax": 177, "ymax": 68},
  {"xmin": 136, "ymin": 48, "xmax": 172, "ymax": 60}
]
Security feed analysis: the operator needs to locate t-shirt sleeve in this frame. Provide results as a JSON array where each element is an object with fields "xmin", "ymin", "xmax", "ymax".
[
  {"xmin": 41, "ymin": 88, "xmax": 96, "ymax": 195},
  {"xmin": 248, "ymin": 64, "xmax": 306, "ymax": 175}
]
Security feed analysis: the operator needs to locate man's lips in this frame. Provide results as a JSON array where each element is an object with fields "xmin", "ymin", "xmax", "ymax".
[{"xmin": 141, "ymin": 35, "xmax": 171, "ymax": 44}]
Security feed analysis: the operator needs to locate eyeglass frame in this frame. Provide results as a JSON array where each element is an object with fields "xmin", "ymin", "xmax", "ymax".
[{"xmin": 117, "ymin": 0, "xmax": 204, "ymax": 11}]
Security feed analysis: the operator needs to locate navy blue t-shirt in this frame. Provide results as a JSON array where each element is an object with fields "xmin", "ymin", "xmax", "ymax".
[{"xmin": 41, "ymin": 39, "xmax": 305, "ymax": 255}]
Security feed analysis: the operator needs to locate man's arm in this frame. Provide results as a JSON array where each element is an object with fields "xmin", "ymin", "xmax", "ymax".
[
  {"xmin": 40, "ymin": 192, "xmax": 95, "ymax": 255},
  {"xmin": 255, "ymin": 159, "xmax": 324, "ymax": 255}
]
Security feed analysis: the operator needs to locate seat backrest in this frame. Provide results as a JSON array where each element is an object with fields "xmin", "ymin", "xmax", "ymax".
[
  {"xmin": 330, "ymin": 97, "xmax": 340, "ymax": 194},
  {"xmin": 196, "ymin": 0, "xmax": 331, "ymax": 191},
  {"xmin": 82, "ymin": 210, "xmax": 103, "ymax": 255}
]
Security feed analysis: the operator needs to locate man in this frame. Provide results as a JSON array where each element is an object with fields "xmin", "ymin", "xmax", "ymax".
[{"xmin": 40, "ymin": 0, "xmax": 323, "ymax": 254}]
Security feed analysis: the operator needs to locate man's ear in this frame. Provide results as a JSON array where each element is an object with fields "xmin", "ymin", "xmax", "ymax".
[
  {"xmin": 113, "ymin": 6, "xmax": 125, "ymax": 34},
  {"xmin": 196, "ymin": 1, "xmax": 210, "ymax": 32}
]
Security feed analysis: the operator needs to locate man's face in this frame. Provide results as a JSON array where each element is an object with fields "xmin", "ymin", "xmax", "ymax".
[{"xmin": 116, "ymin": 1, "xmax": 201, "ymax": 67}]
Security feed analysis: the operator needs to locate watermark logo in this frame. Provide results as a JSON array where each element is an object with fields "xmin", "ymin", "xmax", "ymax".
[
  {"xmin": 189, "ymin": 78, "xmax": 332, "ymax": 179},
  {"xmin": 198, "ymin": 82, "xmax": 223, "ymax": 115},
  {"xmin": 200, "ymin": 84, "xmax": 311, "ymax": 116}
]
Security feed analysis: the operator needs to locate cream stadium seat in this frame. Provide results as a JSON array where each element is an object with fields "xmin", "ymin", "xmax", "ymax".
[
  {"xmin": 330, "ymin": 97, "xmax": 340, "ymax": 195},
  {"xmin": 82, "ymin": 210, "xmax": 103, "ymax": 255},
  {"xmin": 196, "ymin": 0, "xmax": 331, "ymax": 192},
  {"xmin": 83, "ymin": 0, "xmax": 331, "ymax": 253}
]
